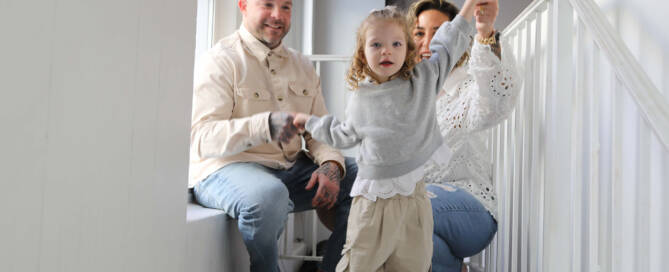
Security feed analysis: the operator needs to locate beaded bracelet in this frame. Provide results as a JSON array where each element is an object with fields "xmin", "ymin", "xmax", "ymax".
[{"xmin": 478, "ymin": 31, "xmax": 497, "ymax": 45}]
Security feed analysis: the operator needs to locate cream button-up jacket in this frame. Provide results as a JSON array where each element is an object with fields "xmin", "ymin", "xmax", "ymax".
[{"xmin": 189, "ymin": 26, "xmax": 345, "ymax": 188}]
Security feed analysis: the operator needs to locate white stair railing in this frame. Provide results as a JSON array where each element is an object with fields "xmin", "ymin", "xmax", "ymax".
[{"xmin": 484, "ymin": 0, "xmax": 669, "ymax": 272}]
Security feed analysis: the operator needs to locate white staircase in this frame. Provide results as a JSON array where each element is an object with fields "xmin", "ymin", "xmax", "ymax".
[{"xmin": 475, "ymin": 0, "xmax": 669, "ymax": 271}]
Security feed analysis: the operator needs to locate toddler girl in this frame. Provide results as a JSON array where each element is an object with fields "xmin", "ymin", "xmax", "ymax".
[{"xmin": 293, "ymin": 3, "xmax": 479, "ymax": 271}]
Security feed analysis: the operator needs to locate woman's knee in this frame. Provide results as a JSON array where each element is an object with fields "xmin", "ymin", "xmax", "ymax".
[
  {"xmin": 427, "ymin": 184, "xmax": 496, "ymax": 257},
  {"xmin": 447, "ymin": 214, "xmax": 497, "ymax": 258},
  {"xmin": 432, "ymin": 234, "xmax": 462, "ymax": 272}
]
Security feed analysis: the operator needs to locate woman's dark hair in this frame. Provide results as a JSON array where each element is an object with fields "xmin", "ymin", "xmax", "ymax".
[
  {"xmin": 407, "ymin": 0, "xmax": 460, "ymax": 27},
  {"xmin": 407, "ymin": 0, "xmax": 469, "ymax": 69}
]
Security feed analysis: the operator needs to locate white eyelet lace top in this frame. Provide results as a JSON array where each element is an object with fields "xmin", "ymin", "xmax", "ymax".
[{"xmin": 423, "ymin": 38, "xmax": 522, "ymax": 220}]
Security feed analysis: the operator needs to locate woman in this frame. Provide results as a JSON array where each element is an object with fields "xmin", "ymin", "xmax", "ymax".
[{"xmin": 407, "ymin": 0, "xmax": 521, "ymax": 271}]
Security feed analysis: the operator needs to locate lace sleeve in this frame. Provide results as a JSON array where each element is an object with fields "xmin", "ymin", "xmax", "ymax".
[{"xmin": 439, "ymin": 37, "xmax": 522, "ymax": 140}]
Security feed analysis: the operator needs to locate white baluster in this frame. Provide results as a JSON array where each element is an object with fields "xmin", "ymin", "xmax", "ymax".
[
  {"xmin": 535, "ymin": 6, "xmax": 550, "ymax": 272},
  {"xmin": 583, "ymin": 22, "xmax": 600, "ymax": 272},
  {"xmin": 543, "ymin": 0, "xmax": 575, "ymax": 270},
  {"xmin": 571, "ymin": 15, "xmax": 587, "ymax": 272},
  {"xmin": 596, "ymin": 45, "xmax": 613, "ymax": 272},
  {"xmin": 509, "ymin": 21, "xmax": 523, "ymax": 272},
  {"xmin": 519, "ymin": 15, "xmax": 535, "ymax": 272}
]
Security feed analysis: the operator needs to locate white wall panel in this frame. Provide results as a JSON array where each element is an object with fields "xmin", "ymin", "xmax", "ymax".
[{"xmin": 0, "ymin": 0, "xmax": 196, "ymax": 271}]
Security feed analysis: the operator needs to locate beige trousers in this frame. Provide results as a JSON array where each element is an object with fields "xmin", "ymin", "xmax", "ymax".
[{"xmin": 336, "ymin": 182, "xmax": 433, "ymax": 272}]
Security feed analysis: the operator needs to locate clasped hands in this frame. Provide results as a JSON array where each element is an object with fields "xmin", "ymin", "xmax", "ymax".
[
  {"xmin": 269, "ymin": 112, "xmax": 340, "ymax": 209},
  {"xmin": 268, "ymin": 112, "xmax": 310, "ymax": 144}
]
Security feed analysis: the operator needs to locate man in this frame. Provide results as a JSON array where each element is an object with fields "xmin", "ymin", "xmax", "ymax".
[{"xmin": 189, "ymin": 0, "xmax": 357, "ymax": 271}]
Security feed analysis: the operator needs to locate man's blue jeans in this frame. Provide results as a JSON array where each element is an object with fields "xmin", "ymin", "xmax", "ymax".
[
  {"xmin": 194, "ymin": 155, "xmax": 357, "ymax": 272},
  {"xmin": 427, "ymin": 183, "xmax": 498, "ymax": 272}
]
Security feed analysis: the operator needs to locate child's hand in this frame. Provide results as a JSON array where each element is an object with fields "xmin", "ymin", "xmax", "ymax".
[{"xmin": 293, "ymin": 113, "xmax": 311, "ymax": 133}]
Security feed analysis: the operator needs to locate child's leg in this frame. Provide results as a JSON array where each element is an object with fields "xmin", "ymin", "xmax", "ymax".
[
  {"xmin": 335, "ymin": 196, "xmax": 398, "ymax": 272},
  {"xmin": 385, "ymin": 182, "xmax": 434, "ymax": 272}
]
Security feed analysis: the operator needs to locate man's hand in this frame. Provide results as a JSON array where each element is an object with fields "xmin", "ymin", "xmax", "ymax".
[
  {"xmin": 269, "ymin": 112, "xmax": 298, "ymax": 144},
  {"xmin": 306, "ymin": 161, "xmax": 343, "ymax": 209},
  {"xmin": 475, "ymin": 0, "xmax": 498, "ymax": 39}
]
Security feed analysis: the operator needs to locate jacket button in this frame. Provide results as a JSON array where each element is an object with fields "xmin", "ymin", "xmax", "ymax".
[
  {"xmin": 277, "ymin": 97, "xmax": 284, "ymax": 102},
  {"xmin": 254, "ymin": 92, "xmax": 260, "ymax": 98},
  {"xmin": 270, "ymin": 69, "xmax": 276, "ymax": 75},
  {"xmin": 302, "ymin": 89, "xmax": 308, "ymax": 95}
]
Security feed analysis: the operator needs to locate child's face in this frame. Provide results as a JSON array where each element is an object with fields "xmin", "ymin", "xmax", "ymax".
[{"xmin": 363, "ymin": 21, "xmax": 407, "ymax": 83}]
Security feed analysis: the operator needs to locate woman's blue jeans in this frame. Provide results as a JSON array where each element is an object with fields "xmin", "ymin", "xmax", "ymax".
[
  {"xmin": 427, "ymin": 183, "xmax": 498, "ymax": 272},
  {"xmin": 194, "ymin": 155, "xmax": 357, "ymax": 272}
]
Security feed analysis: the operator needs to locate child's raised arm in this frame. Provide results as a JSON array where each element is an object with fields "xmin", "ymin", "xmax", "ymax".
[{"xmin": 417, "ymin": 1, "xmax": 489, "ymax": 93}]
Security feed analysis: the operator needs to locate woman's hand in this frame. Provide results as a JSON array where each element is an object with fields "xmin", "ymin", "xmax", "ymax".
[
  {"xmin": 475, "ymin": 0, "xmax": 498, "ymax": 39},
  {"xmin": 460, "ymin": 0, "xmax": 487, "ymax": 22}
]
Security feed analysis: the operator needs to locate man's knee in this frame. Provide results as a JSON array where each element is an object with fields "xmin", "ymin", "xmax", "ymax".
[{"xmin": 240, "ymin": 181, "xmax": 292, "ymax": 221}]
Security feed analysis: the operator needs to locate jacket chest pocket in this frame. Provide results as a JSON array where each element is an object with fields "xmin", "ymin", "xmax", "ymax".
[
  {"xmin": 287, "ymin": 81, "xmax": 316, "ymax": 113},
  {"xmin": 234, "ymin": 87, "xmax": 273, "ymax": 115}
]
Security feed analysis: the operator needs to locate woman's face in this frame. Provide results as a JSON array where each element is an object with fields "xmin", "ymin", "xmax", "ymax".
[{"xmin": 412, "ymin": 9, "xmax": 450, "ymax": 62}]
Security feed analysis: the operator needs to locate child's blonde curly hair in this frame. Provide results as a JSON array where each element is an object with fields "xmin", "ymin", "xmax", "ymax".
[{"xmin": 346, "ymin": 6, "xmax": 418, "ymax": 90}]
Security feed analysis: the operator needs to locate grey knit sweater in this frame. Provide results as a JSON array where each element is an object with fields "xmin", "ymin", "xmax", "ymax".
[{"xmin": 306, "ymin": 15, "xmax": 474, "ymax": 180}]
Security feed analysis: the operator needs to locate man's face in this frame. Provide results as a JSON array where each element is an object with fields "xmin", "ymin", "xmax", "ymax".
[{"xmin": 239, "ymin": 0, "xmax": 292, "ymax": 49}]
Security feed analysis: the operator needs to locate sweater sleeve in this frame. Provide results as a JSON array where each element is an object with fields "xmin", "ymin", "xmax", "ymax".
[
  {"xmin": 421, "ymin": 15, "xmax": 475, "ymax": 93},
  {"xmin": 304, "ymin": 115, "xmax": 361, "ymax": 149}
]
